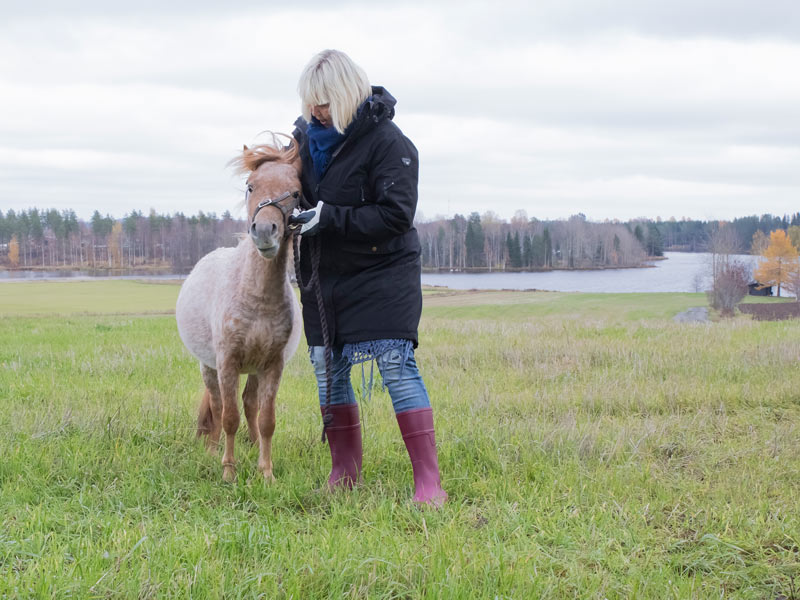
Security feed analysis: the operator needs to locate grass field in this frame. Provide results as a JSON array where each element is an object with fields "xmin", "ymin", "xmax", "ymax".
[{"xmin": 1, "ymin": 280, "xmax": 798, "ymax": 598}]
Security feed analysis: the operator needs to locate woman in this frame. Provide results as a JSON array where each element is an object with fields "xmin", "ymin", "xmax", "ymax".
[{"xmin": 289, "ymin": 49, "xmax": 447, "ymax": 507}]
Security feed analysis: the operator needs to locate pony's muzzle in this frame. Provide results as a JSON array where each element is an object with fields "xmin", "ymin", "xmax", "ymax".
[{"xmin": 250, "ymin": 220, "xmax": 280, "ymax": 257}]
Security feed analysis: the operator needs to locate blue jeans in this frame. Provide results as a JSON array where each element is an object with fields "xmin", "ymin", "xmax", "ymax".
[{"xmin": 309, "ymin": 344, "xmax": 431, "ymax": 414}]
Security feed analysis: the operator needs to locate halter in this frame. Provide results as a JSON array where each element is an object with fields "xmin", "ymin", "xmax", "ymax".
[{"xmin": 249, "ymin": 188, "xmax": 302, "ymax": 238}]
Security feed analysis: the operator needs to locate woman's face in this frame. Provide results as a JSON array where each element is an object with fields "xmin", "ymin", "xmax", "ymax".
[{"xmin": 310, "ymin": 103, "xmax": 331, "ymax": 128}]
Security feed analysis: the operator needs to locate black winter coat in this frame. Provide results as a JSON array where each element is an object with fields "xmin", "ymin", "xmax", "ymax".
[{"xmin": 292, "ymin": 87, "xmax": 422, "ymax": 348}]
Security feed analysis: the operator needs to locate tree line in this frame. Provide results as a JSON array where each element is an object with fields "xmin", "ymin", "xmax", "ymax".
[
  {"xmin": 0, "ymin": 208, "xmax": 244, "ymax": 270},
  {"xmin": 1, "ymin": 207, "xmax": 799, "ymax": 271},
  {"xmin": 416, "ymin": 212, "xmax": 648, "ymax": 270},
  {"xmin": 417, "ymin": 210, "xmax": 800, "ymax": 271}
]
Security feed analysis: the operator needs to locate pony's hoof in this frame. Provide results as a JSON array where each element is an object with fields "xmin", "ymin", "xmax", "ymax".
[
  {"xmin": 222, "ymin": 464, "xmax": 236, "ymax": 482},
  {"xmin": 259, "ymin": 461, "xmax": 275, "ymax": 483}
]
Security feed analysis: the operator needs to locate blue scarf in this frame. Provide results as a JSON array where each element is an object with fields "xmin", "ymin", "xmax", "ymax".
[
  {"xmin": 306, "ymin": 117, "xmax": 347, "ymax": 178},
  {"xmin": 306, "ymin": 97, "xmax": 374, "ymax": 178}
]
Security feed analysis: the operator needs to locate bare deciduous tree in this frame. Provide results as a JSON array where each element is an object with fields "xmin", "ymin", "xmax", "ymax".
[
  {"xmin": 707, "ymin": 260, "xmax": 751, "ymax": 317},
  {"xmin": 707, "ymin": 223, "xmax": 742, "ymax": 291}
]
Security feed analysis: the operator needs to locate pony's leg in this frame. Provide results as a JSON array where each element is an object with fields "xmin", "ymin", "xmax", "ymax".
[
  {"xmin": 242, "ymin": 375, "xmax": 260, "ymax": 445},
  {"xmin": 200, "ymin": 365, "xmax": 223, "ymax": 451},
  {"xmin": 196, "ymin": 388, "xmax": 213, "ymax": 438},
  {"xmin": 217, "ymin": 364, "xmax": 241, "ymax": 482},
  {"xmin": 256, "ymin": 362, "xmax": 283, "ymax": 483}
]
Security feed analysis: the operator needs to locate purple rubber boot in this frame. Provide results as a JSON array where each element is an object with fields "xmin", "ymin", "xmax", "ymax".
[
  {"xmin": 396, "ymin": 408, "xmax": 447, "ymax": 507},
  {"xmin": 322, "ymin": 403, "xmax": 362, "ymax": 490}
]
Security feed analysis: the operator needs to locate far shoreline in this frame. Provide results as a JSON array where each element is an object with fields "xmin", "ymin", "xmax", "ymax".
[{"xmin": 421, "ymin": 261, "xmax": 660, "ymax": 274}]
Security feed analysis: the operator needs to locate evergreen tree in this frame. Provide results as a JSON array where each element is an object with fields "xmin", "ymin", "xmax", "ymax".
[
  {"xmin": 542, "ymin": 227, "xmax": 552, "ymax": 267},
  {"xmin": 633, "ymin": 224, "xmax": 645, "ymax": 250},
  {"xmin": 531, "ymin": 234, "xmax": 545, "ymax": 267},
  {"xmin": 512, "ymin": 232, "xmax": 522, "ymax": 268},
  {"xmin": 0, "ymin": 211, "xmax": 8, "ymax": 245},
  {"xmin": 787, "ymin": 225, "xmax": 800, "ymax": 251},
  {"xmin": 29, "ymin": 208, "xmax": 44, "ymax": 248},
  {"xmin": 91, "ymin": 210, "xmax": 102, "ymax": 236},
  {"xmin": 45, "ymin": 208, "xmax": 64, "ymax": 264},
  {"xmin": 505, "ymin": 231, "xmax": 522, "ymax": 268},
  {"xmin": 465, "ymin": 212, "xmax": 484, "ymax": 267},
  {"xmin": 647, "ymin": 223, "xmax": 664, "ymax": 256},
  {"xmin": 522, "ymin": 234, "xmax": 533, "ymax": 267}
]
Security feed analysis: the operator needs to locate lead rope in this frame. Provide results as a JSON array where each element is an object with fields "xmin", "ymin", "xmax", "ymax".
[{"xmin": 292, "ymin": 233, "xmax": 334, "ymax": 442}]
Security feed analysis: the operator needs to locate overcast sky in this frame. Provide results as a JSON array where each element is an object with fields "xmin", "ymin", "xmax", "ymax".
[{"xmin": 1, "ymin": 0, "xmax": 799, "ymax": 223}]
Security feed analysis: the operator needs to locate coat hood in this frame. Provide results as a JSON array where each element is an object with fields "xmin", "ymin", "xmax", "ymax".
[{"xmin": 294, "ymin": 86, "xmax": 397, "ymax": 138}]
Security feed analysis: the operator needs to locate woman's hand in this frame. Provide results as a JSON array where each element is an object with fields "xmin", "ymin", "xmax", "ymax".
[{"xmin": 289, "ymin": 202, "xmax": 324, "ymax": 237}]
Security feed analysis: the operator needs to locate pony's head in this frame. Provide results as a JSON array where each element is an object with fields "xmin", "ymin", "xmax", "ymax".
[{"xmin": 230, "ymin": 134, "xmax": 302, "ymax": 258}]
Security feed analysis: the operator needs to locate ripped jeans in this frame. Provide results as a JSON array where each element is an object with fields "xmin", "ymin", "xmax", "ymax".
[{"xmin": 308, "ymin": 343, "xmax": 431, "ymax": 414}]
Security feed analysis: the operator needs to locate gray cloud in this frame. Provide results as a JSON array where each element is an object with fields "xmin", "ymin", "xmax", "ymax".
[
  {"xmin": 1, "ymin": 2, "xmax": 798, "ymax": 223},
  {"xmin": 9, "ymin": 0, "xmax": 800, "ymax": 39},
  {"xmin": 459, "ymin": 0, "xmax": 800, "ymax": 41}
]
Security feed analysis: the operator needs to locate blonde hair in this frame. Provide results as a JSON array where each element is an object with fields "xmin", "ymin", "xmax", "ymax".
[{"xmin": 298, "ymin": 49, "xmax": 371, "ymax": 134}]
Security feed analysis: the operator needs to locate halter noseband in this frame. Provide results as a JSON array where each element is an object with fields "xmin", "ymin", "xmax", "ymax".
[{"xmin": 249, "ymin": 189, "xmax": 302, "ymax": 238}]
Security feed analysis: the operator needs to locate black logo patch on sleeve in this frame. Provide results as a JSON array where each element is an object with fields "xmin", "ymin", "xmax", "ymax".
[{"xmin": 401, "ymin": 157, "xmax": 411, "ymax": 167}]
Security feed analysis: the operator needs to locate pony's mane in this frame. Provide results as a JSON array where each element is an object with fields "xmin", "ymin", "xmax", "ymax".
[{"xmin": 230, "ymin": 132, "xmax": 299, "ymax": 174}]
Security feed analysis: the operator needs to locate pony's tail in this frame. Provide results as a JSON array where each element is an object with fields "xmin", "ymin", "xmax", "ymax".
[{"xmin": 197, "ymin": 388, "xmax": 214, "ymax": 437}]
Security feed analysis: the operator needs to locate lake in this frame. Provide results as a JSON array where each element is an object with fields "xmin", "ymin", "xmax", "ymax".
[
  {"xmin": 0, "ymin": 252, "xmax": 772, "ymax": 295},
  {"xmin": 421, "ymin": 252, "xmax": 761, "ymax": 294}
]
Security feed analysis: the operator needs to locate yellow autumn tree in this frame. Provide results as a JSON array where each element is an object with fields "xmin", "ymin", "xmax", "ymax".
[
  {"xmin": 753, "ymin": 229, "xmax": 800, "ymax": 297},
  {"xmin": 8, "ymin": 234, "xmax": 19, "ymax": 267},
  {"xmin": 109, "ymin": 222, "xmax": 123, "ymax": 267}
]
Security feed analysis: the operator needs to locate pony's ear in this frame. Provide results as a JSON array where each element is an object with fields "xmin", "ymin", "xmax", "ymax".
[{"xmin": 243, "ymin": 144, "xmax": 249, "ymax": 151}]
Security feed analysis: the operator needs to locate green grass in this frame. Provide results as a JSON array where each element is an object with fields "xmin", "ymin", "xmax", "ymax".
[
  {"xmin": 1, "ymin": 281, "xmax": 799, "ymax": 598},
  {"xmin": 0, "ymin": 280, "xmax": 180, "ymax": 316},
  {"xmin": 423, "ymin": 290, "xmax": 709, "ymax": 321}
]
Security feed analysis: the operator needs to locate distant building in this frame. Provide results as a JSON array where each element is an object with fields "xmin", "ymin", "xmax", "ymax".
[{"xmin": 748, "ymin": 282, "xmax": 773, "ymax": 296}]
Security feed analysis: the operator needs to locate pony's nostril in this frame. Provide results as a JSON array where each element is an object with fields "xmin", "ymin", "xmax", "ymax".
[
  {"xmin": 271, "ymin": 223, "xmax": 278, "ymax": 235},
  {"xmin": 250, "ymin": 222, "xmax": 257, "ymax": 233}
]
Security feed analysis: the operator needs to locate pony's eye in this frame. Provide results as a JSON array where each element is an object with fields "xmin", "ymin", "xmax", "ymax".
[{"xmin": 245, "ymin": 184, "xmax": 253, "ymax": 198}]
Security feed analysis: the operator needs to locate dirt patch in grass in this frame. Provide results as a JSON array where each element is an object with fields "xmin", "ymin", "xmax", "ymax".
[{"xmin": 738, "ymin": 302, "xmax": 800, "ymax": 321}]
